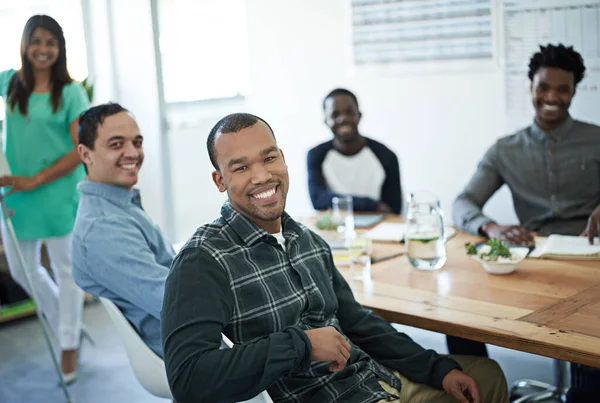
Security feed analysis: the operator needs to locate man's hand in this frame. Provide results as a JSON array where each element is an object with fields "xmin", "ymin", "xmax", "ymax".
[
  {"xmin": 376, "ymin": 202, "xmax": 393, "ymax": 213},
  {"xmin": 442, "ymin": 369, "xmax": 481, "ymax": 403},
  {"xmin": 304, "ymin": 327, "xmax": 351, "ymax": 373},
  {"xmin": 581, "ymin": 206, "xmax": 600, "ymax": 245},
  {"xmin": 0, "ymin": 175, "xmax": 41, "ymax": 195},
  {"xmin": 481, "ymin": 222, "xmax": 534, "ymax": 246}
]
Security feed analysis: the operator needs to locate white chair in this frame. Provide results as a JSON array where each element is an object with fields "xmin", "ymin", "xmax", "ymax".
[{"xmin": 99, "ymin": 297, "xmax": 273, "ymax": 402}]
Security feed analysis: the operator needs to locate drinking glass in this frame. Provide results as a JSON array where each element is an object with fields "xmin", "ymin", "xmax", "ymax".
[
  {"xmin": 348, "ymin": 235, "xmax": 372, "ymax": 281},
  {"xmin": 332, "ymin": 195, "xmax": 354, "ymax": 238}
]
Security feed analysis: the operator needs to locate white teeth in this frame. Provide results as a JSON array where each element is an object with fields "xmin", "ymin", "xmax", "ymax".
[
  {"xmin": 253, "ymin": 188, "xmax": 276, "ymax": 199},
  {"xmin": 542, "ymin": 104, "xmax": 559, "ymax": 111},
  {"xmin": 121, "ymin": 164, "xmax": 136, "ymax": 169},
  {"xmin": 37, "ymin": 55, "xmax": 49, "ymax": 61}
]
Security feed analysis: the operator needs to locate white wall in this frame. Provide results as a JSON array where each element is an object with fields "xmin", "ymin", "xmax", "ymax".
[
  {"xmin": 83, "ymin": 0, "xmax": 175, "ymax": 238},
  {"xmin": 166, "ymin": 0, "xmax": 518, "ymax": 242},
  {"xmin": 87, "ymin": 0, "xmax": 519, "ymax": 242}
]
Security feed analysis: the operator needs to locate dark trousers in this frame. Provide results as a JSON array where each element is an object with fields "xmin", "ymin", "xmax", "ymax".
[
  {"xmin": 567, "ymin": 364, "xmax": 600, "ymax": 403},
  {"xmin": 446, "ymin": 335, "xmax": 488, "ymax": 357}
]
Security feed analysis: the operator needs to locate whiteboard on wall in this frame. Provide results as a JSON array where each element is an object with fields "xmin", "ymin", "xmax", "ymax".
[
  {"xmin": 351, "ymin": 0, "xmax": 497, "ymax": 73},
  {"xmin": 502, "ymin": 0, "xmax": 600, "ymax": 132}
]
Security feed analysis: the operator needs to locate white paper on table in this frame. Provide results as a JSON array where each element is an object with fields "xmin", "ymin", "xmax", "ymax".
[
  {"xmin": 529, "ymin": 235, "xmax": 600, "ymax": 260},
  {"xmin": 364, "ymin": 223, "xmax": 457, "ymax": 243}
]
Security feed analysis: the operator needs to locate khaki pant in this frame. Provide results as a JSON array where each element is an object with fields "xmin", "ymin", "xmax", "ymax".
[{"xmin": 378, "ymin": 355, "xmax": 509, "ymax": 403}]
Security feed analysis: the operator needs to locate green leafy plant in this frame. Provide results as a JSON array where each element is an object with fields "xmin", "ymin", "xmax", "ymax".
[
  {"xmin": 315, "ymin": 212, "xmax": 338, "ymax": 231},
  {"xmin": 81, "ymin": 76, "xmax": 94, "ymax": 103},
  {"xmin": 465, "ymin": 238, "xmax": 512, "ymax": 261}
]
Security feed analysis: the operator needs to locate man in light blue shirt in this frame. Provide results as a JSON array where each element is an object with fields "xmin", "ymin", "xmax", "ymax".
[{"xmin": 72, "ymin": 103, "xmax": 174, "ymax": 357}]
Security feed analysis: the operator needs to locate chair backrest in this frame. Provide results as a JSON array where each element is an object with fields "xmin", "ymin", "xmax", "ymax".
[
  {"xmin": 99, "ymin": 297, "xmax": 173, "ymax": 399},
  {"xmin": 100, "ymin": 297, "xmax": 274, "ymax": 403}
]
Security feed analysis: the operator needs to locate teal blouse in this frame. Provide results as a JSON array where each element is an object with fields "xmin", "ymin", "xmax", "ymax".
[{"xmin": 0, "ymin": 69, "xmax": 89, "ymax": 240}]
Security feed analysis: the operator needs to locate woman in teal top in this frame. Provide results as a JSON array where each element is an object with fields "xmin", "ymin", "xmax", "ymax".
[{"xmin": 0, "ymin": 15, "xmax": 89, "ymax": 383}]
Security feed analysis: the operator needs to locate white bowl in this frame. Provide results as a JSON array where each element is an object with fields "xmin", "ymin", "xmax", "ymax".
[{"xmin": 471, "ymin": 246, "xmax": 530, "ymax": 275}]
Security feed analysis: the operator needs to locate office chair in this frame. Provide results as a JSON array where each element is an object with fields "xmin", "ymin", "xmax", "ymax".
[
  {"xmin": 510, "ymin": 359, "xmax": 570, "ymax": 402},
  {"xmin": 100, "ymin": 297, "xmax": 273, "ymax": 402}
]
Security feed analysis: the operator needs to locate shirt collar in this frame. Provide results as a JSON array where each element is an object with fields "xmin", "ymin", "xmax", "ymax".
[
  {"xmin": 220, "ymin": 201, "xmax": 304, "ymax": 247},
  {"xmin": 530, "ymin": 115, "xmax": 574, "ymax": 142},
  {"xmin": 78, "ymin": 180, "xmax": 142, "ymax": 208}
]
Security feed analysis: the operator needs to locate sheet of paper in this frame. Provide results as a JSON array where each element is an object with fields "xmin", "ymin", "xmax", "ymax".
[
  {"xmin": 528, "ymin": 236, "xmax": 547, "ymax": 258},
  {"xmin": 354, "ymin": 214, "xmax": 385, "ymax": 228},
  {"xmin": 529, "ymin": 235, "xmax": 600, "ymax": 260},
  {"xmin": 365, "ymin": 223, "xmax": 406, "ymax": 242},
  {"xmin": 365, "ymin": 223, "xmax": 456, "ymax": 243}
]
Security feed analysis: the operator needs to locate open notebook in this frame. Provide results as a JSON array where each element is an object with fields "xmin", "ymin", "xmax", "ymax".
[
  {"xmin": 529, "ymin": 235, "xmax": 600, "ymax": 260},
  {"xmin": 364, "ymin": 222, "xmax": 457, "ymax": 243}
]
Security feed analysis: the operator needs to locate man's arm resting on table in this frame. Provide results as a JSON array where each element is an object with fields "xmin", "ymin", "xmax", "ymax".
[
  {"xmin": 452, "ymin": 144, "xmax": 504, "ymax": 235},
  {"xmin": 330, "ymin": 257, "xmax": 460, "ymax": 388},
  {"xmin": 161, "ymin": 247, "xmax": 312, "ymax": 403},
  {"xmin": 75, "ymin": 216, "xmax": 169, "ymax": 319}
]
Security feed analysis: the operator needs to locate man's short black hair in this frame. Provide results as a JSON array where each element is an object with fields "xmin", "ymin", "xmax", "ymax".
[
  {"xmin": 207, "ymin": 113, "xmax": 275, "ymax": 170},
  {"xmin": 322, "ymin": 88, "xmax": 359, "ymax": 111},
  {"xmin": 528, "ymin": 44, "xmax": 586, "ymax": 85},
  {"xmin": 78, "ymin": 103, "xmax": 129, "ymax": 149}
]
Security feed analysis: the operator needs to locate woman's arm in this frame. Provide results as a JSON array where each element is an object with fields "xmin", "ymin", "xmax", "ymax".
[
  {"xmin": 34, "ymin": 118, "xmax": 82, "ymax": 185},
  {"xmin": 0, "ymin": 118, "xmax": 82, "ymax": 193}
]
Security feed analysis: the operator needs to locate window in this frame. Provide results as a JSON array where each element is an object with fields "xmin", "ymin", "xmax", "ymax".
[
  {"xmin": 158, "ymin": 0, "xmax": 252, "ymax": 103},
  {"xmin": 0, "ymin": 0, "xmax": 88, "ymax": 120}
]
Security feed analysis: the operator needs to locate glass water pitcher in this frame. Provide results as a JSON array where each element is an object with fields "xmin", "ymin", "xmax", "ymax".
[{"xmin": 405, "ymin": 191, "xmax": 447, "ymax": 271}]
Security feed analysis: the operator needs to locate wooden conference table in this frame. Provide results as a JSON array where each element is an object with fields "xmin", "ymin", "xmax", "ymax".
[{"xmin": 328, "ymin": 216, "xmax": 600, "ymax": 368}]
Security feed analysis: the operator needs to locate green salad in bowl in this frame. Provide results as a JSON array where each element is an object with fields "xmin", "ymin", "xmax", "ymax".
[{"xmin": 465, "ymin": 238, "xmax": 529, "ymax": 275}]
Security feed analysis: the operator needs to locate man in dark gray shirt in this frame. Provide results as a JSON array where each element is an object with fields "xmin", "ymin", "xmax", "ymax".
[
  {"xmin": 453, "ymin": 44, "xmax": 599, "ymax": 402},
  {"xmin": 453, "ymin": 44, "xmax": 599, "ymax": 245}
]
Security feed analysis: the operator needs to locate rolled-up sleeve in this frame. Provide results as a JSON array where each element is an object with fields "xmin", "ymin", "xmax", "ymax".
[{"xmin": 452, "ymin": 143, "xmax": 505, "ymax": 235}]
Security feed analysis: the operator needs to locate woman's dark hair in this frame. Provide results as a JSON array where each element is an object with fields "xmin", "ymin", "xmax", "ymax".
[{"xmin": 7, "ymin": 15, "xmax": 73, "ymax": 115}]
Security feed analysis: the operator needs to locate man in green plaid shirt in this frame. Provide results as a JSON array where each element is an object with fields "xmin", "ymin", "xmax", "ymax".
[{"xmin": 161, "ymin": 113, "xmax": 509, "ymax": 403}]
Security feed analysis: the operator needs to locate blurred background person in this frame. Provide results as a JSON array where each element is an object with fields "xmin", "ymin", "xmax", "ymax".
[{"xmin": 0, "ymin": 14, "xmax": 90, "ymax": 383}]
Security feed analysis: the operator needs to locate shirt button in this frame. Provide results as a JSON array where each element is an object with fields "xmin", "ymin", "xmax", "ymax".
[
  {"xmin": 548, "ymin": 171, "xmax": 553, "ymax": 177},
  {"xmin": 547, "ymin": 149, "xmax": 552, "ymax": 156}
]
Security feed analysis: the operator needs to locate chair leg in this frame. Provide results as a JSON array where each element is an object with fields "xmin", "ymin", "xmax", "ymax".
[
  {"xmin": 512, "ymin": 389, "xmax": 560, "ymax": 403},
  {"xmin": 510, "ymin": 379, "xmax": 551, "ymax": 400},
  {"xmin": 510, "ymin": 360, "xmax": 570, "ymax": 402}
]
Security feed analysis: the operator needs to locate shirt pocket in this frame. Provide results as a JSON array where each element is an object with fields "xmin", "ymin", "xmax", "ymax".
[{"xmin": 559, "ymin": 151, "xmax": 599, "ymax": 200}]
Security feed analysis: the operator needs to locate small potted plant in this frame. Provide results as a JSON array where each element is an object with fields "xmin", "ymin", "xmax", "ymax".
[
  {"xmin": 465, "ymin": 238, "xmax": 529, "ymax": 275},
  {"xmin": 81, "ymin": 76, "xmax": 94, "ymax": 103}
]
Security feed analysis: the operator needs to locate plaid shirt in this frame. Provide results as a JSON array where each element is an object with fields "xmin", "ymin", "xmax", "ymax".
[{"xmin": 162, "ymin": 202, "xmax": 459, "ymax": 403}]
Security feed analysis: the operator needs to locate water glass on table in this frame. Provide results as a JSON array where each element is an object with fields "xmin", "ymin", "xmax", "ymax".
[
  {"xmin": 348, "ymin": 235, "xmax": 373, "ymax": 281},
  {"xmin": 332, "ymin": 195, "xmax": 354, "ymax": 237}
]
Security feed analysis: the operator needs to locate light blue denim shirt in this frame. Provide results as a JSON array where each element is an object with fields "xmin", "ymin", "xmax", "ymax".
[{"xmin": 72, "ymin": 181, "xmax": 175, "ymax": 357}]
